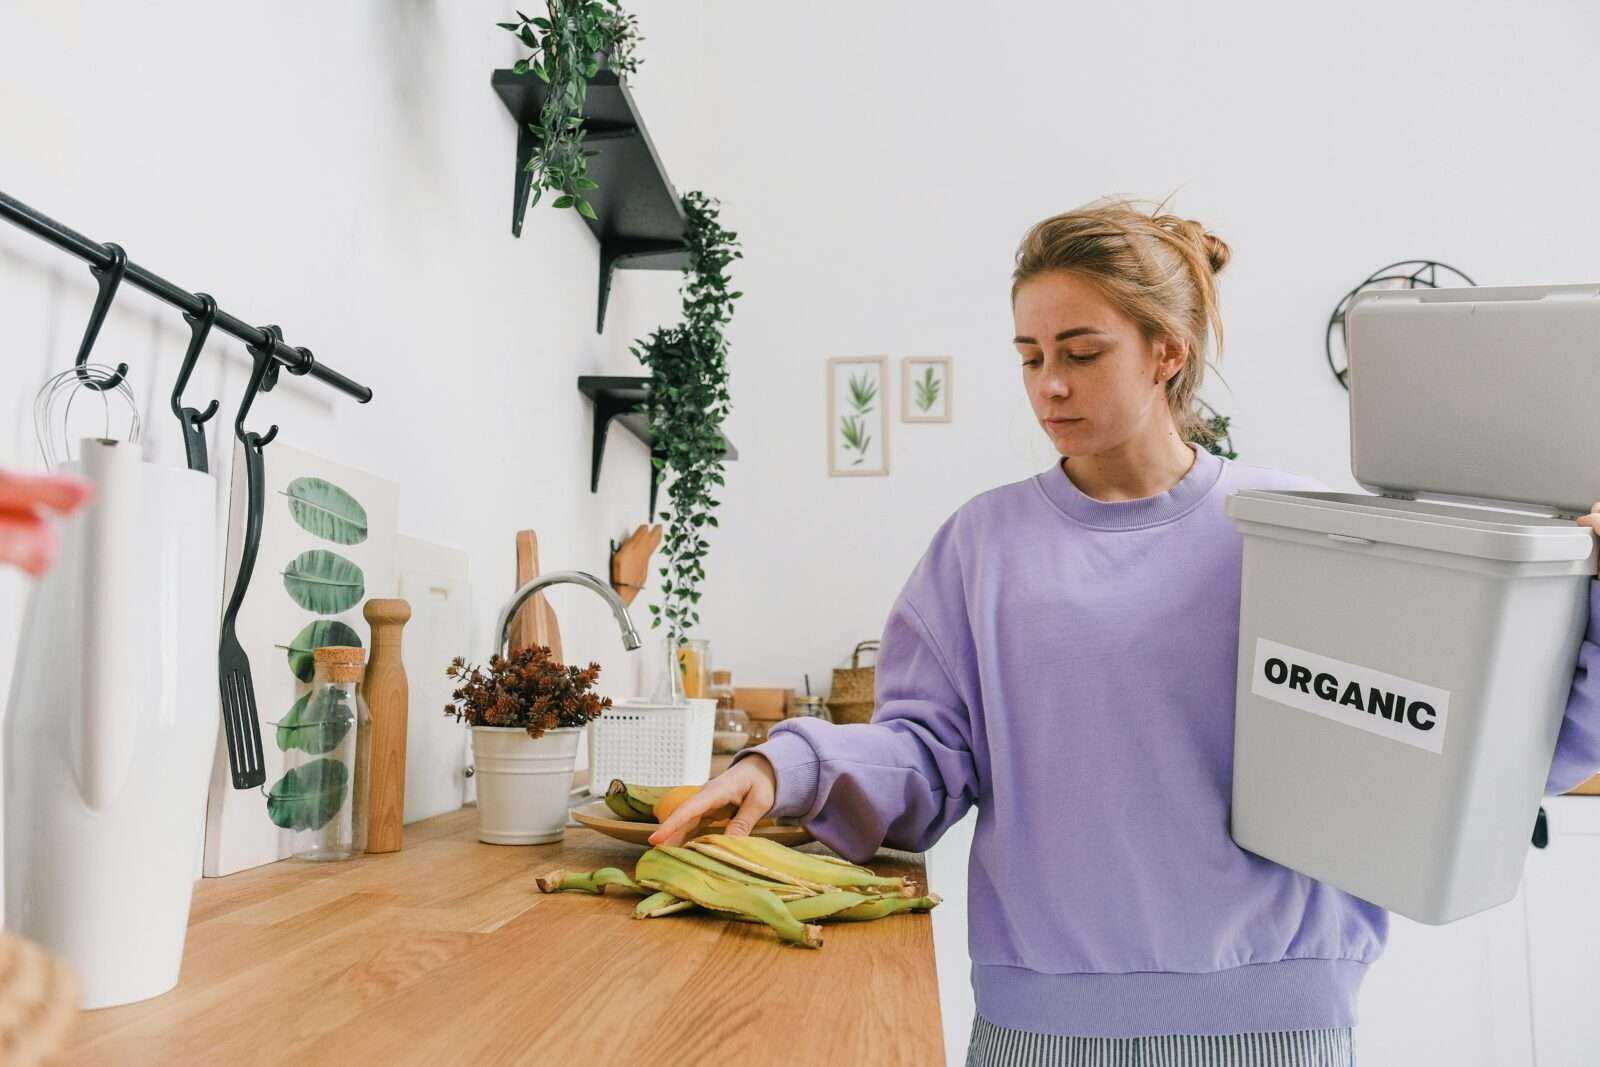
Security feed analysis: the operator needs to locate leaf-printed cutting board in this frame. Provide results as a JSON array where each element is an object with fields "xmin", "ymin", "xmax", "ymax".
[{"xmin": 203, "ymin": 439, "xmax": 398, "ymax": 877}]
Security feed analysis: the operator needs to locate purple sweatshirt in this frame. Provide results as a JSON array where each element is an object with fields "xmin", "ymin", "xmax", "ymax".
[{"xmin": 732, "ymin": 442, "xmax": 1600, "ymax": 1038}]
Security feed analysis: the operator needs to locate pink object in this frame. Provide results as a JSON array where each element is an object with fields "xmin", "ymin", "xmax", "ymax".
[{"xmin": 0, "ymin": 469, "xmax": 93, "ymax": 576}]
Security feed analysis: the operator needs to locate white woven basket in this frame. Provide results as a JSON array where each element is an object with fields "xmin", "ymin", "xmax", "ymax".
[{"xmin": 588, "ymin": 697, "xmax": 716, "ymax": 788}]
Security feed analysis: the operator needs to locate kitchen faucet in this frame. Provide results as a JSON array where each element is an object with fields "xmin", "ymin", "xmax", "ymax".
[{"xmin": 490, "ymin": 569, "xmax": 643, "ymax": 659}]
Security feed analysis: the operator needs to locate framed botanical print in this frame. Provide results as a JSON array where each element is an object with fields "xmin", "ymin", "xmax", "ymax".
[
  {"xmin": 826, "ymin": 355, "xmax": 889, "ymax": 476},
  {"xmin": 901, "ymin": 355, "xmax": 952, "ymax": 422}
]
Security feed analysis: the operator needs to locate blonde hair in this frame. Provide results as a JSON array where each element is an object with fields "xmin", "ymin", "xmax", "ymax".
[{"xmin": 1011, "ymin": 193, "xmax": 1231, "ymax": 445}]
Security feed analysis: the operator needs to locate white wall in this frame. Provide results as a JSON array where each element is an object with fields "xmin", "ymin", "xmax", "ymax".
[
  {"xmin": 5, "ymin": 2, "xmax": 1600, "ymax": 1062},
  {"xmin": 0, "ymin": 0, "xmax": 708, "ymax": 725}
]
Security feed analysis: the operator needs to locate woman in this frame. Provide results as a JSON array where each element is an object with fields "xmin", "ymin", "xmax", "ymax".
[{"xmin": 650, "ymin": 196, "xmax": 1600, "ymax": 1066}]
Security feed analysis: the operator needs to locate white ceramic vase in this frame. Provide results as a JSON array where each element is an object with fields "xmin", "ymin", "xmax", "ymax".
[
  {"xmin": 3, "ymin": 439, "xmax": 220, "ymax": 1009},
  {"xmin": 469, "ymin": 726, "xmax": 580, "ymax": 844}
]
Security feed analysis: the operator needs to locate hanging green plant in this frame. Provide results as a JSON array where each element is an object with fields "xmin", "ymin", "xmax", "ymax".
[
  {"xmin": 1193, "ymin": 411, "xmax": 1238, "ymax": 460},
  {"xmin": 498, "ymin": 1, "xmax": 643, "ymax": 227},
  {"xmin": 630, "ymin": 190, "xmax": 741, "ymax": 647}
]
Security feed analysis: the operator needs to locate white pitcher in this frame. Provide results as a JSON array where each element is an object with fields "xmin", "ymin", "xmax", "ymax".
[{"xmin": 4, "ymin": 438, "xmax": 220, "ymax": 1009}]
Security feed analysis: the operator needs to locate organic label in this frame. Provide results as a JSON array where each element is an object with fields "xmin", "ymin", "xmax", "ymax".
[{"xmin": 1250, "ymin": 638, "xmax": 1450, "ymax": 755}]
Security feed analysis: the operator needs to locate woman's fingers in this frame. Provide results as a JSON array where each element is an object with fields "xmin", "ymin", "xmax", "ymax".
[
  {"xmin": 725, "ymin": 791, "xmax": 769, "ymax": 837},
  {"xmin": 648, "ymin": 779, "xmax": 740, "ymax": 847},
  {"xmin": 0, "ymin": 470, "xmax": 93, "ymax": 514},
  {"xmin": 0, "ymin": 507, "xmax": 57, "ymax": 576}
]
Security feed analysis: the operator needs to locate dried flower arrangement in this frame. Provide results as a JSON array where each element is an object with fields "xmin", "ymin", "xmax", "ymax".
[{"xmin": 444, "ymin": 645, "xmax": 613, "ymax": 739}]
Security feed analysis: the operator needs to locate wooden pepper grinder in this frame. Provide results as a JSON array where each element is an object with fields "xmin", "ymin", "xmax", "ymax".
[{"xmin": 362, "ymin": 598, "xmax": 411, "ymax": 853}]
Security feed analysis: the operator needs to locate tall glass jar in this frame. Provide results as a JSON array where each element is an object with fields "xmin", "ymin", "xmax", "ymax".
[
  {"xmin": 267, "ymin": 645, "xmax": 371, "ymax": 861},
  {"xmin": 677, "ymin": 638, "xmax": 711, "ymax": 700}
]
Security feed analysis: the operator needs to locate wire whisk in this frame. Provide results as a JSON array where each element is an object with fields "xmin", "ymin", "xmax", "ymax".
[{"xmin": 33, "ymin": 361, "xmax": 143, "ymax": 471}]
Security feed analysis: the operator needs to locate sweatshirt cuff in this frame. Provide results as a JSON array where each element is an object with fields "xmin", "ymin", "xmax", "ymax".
[{"xmin": 730, "ymin": 725, "xmax": 820, "ymax": 819}]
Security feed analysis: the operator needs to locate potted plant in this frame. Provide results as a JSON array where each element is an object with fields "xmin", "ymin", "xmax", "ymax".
[{"xmin": 445, "ymin": 645, "xmax": 613, "ymax": 844}]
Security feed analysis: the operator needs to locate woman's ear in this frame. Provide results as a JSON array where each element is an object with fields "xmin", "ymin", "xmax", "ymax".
[{"xmin": 1154, "ymin": 337, "xmax": 1186, "ymax": 384}]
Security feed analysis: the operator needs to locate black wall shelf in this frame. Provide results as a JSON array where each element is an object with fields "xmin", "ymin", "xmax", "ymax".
[
  {"xmin": 578, "ymin": 375, "xmax": 737, "ymax": 519},
  {"xmin": 493, "ymin": 69, "xmax": 692, "ymax": 334}
]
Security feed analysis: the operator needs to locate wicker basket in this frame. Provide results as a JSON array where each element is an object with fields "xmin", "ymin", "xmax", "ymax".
[{"xmin": 826, "ymin": 640, "xmax": 879, "ymax": 725}]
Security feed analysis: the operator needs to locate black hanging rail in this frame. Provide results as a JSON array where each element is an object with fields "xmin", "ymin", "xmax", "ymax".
[{"xmin": 0, "ymin": 189, "xmax": 373, "ymax": 404}]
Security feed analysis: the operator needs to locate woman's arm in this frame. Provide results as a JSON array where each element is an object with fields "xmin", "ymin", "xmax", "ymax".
[
  {"xmin": 1544, "ymin": 578, "xmax": 1600, "ymax": 796},
  {"xmin": 1543, "ymin": 507, "xmax": 1600, "ymax": 795},
  {"xmin": 729, "ymin": 591, "xmax": 980, "ymax": 864}
]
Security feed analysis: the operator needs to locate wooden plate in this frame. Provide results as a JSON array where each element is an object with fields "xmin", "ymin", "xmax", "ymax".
[{"xmin": 569, "ymin": 800, "xmax": 814, "ymax": 847}]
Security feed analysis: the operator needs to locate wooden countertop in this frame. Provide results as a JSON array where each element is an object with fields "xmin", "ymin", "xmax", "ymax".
[{"xmin": 57, "ymin": 796, "xmax": 943, "ymax": 1065}]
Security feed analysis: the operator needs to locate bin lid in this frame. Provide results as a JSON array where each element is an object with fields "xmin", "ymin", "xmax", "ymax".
[
  {"xmin": 1345, "ymin": 282, "xmax": 1600, "ymax": 518},
  {"xmin": 1226, "ymin": 489, "xmax": 1597, "ymax": 564}
]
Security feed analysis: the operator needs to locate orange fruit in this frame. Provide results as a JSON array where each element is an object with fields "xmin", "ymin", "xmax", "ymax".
[{"xmin": 652, "ymin": 784, "xmax": 736, "ymax": 825}]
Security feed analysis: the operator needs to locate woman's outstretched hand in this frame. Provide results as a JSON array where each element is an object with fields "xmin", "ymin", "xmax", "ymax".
[
  {"xmin": 1579, "ymin": 503, "xmax": 1600, "ymax": 576},
  {"xmin": 0, "ymin": 468, "xmax": 92, "ymax": 576},
  {"xmin": 648, "ymin": 753, "xmax": 778, "ymax": 847}
]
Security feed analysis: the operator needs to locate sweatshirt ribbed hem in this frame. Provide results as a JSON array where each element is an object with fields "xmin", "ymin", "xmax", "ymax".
[
  {"xmin": 971, "ymin": 956, "xmax": 1369, "ymax": 1038},
  {"xmin": 730, "ymin": 727, "xmax": 819, "ymax": 819}
]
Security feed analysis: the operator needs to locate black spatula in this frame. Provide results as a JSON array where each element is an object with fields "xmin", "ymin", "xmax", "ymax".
[{"xmin": 217, "ymin": 328, "xmax": 281, "ymax": 789}]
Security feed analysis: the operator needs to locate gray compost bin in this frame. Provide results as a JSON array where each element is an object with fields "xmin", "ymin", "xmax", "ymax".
[{"xmin": 1226, "ymin": 281, "xmax": 1600, "ymax": 924}]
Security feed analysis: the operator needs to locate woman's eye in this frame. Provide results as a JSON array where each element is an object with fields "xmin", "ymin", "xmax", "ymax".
[{"xmin": 1069, "ymin": 353, "xmax": 1100, "ymax": 363}]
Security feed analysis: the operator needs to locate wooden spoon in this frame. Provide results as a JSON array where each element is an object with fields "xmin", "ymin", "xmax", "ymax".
[{"xmin": 510, "ymin": 530, "xmax": 563, "ymax": 662}]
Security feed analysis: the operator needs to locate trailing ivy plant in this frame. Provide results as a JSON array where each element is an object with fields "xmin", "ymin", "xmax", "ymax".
[
  {"xmin": 630, "ymin": 191, "xmax": 742, "ymax": 647},
  {"xmin": 498, "ymin": 2, "xmax": 643, "ymax": 225},
  {"xmin": 1193, "ymin": 412, "xmax": 1238, "ymax": 460}
]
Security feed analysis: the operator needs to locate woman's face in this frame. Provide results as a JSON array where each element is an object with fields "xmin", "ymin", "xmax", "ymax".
[{"xmin": 1012, "ymin": 270, "xmax": 1184, "ymax": 456}]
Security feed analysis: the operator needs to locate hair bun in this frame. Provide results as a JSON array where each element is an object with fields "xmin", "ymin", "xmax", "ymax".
[
  {"xmin": 1200, "ymin": 231, "xmax": 1231, "ymax": 275},
  {"xmin": 1158, "ymin": 215, "xmax": 1231, "ymax": 275}
]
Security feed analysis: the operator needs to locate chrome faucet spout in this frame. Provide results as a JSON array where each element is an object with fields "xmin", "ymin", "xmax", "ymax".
[{"xmin": 490, "ymin": 570, "xmax": 643, "ymax": 659}]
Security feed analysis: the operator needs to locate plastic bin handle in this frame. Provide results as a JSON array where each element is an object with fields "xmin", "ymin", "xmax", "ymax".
[{"xmin": 1326, "ymin": 533, "xmax": 1376, "ymax": 546}]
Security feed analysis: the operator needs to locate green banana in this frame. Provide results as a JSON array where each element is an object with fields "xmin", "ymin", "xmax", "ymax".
[
  {"xmin": 721, "ymin": 890, "xmax": 941, "ymax": 923},
  {"xmin": 535, "ymin": 867, "xmax": 643, "ymax": 895},
  {"xmin": 604, "ymin": 778, "xmax": 672, "ymax": 822},
  {"xmin": 636, "ymin": 848, "xmax": 823, "ymax": 948},
  {"xmin": 656, "ymin": 845, "xmax": 815, "ymax": 900},
  {"xmin": 634, "ymin": 890, "xmax": 696, "ymax": 918},
  {"xmin": 686, "ymin": 835, "xmax": 912, "ymax": 896},
  {"xmin": 831, "ymin": 893, "xmax": 942, "ymax": 921}
]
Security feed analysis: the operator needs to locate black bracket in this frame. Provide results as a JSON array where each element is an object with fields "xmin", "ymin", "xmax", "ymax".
[
  {"xmin": 511, "ymin": 120, "xmax": 638, "ymax": 239},
  {"xmin": 597, "ymin": 237, "xmax": 691, "ymax": 334},
  {"xmin": 74, "ymin": 241, "xmax": 131, "ymax": 391}
]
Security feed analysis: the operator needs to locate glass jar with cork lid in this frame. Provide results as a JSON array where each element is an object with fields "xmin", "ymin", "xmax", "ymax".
[
  {"xmin": 266, "ymin": 645, "xmax": 372, "ymax": 861},
  {"xmin": 710, "ymin": 669, "xmax": 750, "ymax": 753}
]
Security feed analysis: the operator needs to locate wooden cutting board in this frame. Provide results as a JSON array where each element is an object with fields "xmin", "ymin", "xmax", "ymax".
[{"xmin": 509, "ymin": 530, "xmax": 563, "ymax": 663}]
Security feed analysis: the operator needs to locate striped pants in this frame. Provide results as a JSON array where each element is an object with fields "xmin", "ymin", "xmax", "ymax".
[{"xmin": 965, "ymin": 1015, "xmax": 1356, "ymax": 1066}]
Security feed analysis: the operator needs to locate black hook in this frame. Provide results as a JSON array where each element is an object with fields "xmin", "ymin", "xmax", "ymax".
[
  {"xmin": 173, "ymin": 293, "xmax": 221, "ymax": 423},
  {"xmin": 74, "ymin": 242, "xmax": 131, "ymax": 392},
  {"xmin": 171, "ymin": 293, "xmax": 222, "ymax": 472},
  {"xmin": 237, "ymin": 324, "xmax": 282, "ymax": 449}
]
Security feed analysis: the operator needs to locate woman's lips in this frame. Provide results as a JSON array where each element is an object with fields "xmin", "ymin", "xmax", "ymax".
[{"xmin": 1045, "ymin": 417, "xmax": 1083, "ymax": 424}]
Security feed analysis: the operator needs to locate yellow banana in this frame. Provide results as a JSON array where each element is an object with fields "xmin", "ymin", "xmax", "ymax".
[{"xmin": 635, "ymin": 848, "xmax": 823, "ymax": 948}]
